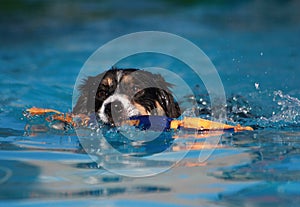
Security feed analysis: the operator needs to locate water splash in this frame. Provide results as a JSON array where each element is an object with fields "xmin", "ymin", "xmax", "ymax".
[
  {"xmin": 22, "ymin": 89, "xmax": 300, "ymax": 136},
  {"xmin": 187, "ymin": 88, "xmax": 300, "ymax": 130},
  {"xmin": 226, "ymin": 90, "xmax": 300, "ymax": 129},
  {"xmin": 271, "ymin": 90, "xmax": 300, "ymax": 124}
]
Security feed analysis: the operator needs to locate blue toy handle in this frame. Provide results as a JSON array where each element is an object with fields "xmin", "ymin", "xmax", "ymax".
[{"xmin": 129, "ymin": 115, "xmax": 173, "ymax": 131}]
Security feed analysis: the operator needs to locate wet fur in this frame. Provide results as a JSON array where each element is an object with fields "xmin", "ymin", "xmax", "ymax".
[{"xmin": 73, "ymin": 68, "xmax": 181, "ymax": 124}]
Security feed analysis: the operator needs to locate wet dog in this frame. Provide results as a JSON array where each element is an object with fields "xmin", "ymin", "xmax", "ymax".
[{"xmin": 73, "ymin": 68, "xmax": 181, "ymax": 126}]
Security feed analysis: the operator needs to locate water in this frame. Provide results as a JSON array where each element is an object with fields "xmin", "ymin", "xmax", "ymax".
[{"xmin": 1, "ymin": 0, "xmax": 300, "ymax": 206}]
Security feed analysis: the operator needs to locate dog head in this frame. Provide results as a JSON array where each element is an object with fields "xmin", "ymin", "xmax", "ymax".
[{"xmin": 73, "ymin": 68, "xmax": 181, "ymax": 126}]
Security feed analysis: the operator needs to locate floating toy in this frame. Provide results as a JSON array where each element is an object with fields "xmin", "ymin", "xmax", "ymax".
[{"xmin": 26, "ymin": 107, "xmax": 253, "ymax": 133}]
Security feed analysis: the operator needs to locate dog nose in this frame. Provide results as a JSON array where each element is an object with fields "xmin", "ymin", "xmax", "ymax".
[
  {"xmin": 104, "ymin": 100, "xmax": 126, "ymax": 125},
  {"xmin": 99, "ymin": 94, "xmax": 140, "ymax": 124},
  {"xmin": 110, "ymin": 100, "xmax": 124, "ymax": 114}
]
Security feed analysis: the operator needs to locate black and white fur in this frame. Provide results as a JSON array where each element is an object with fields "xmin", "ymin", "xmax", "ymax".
[{"xmin": 73, "ymin": 68, "xmax": 181, "ymax": 126}]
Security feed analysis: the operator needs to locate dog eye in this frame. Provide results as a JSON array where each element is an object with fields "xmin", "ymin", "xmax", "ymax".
[
  {"xmin": 133, "ymin": 86, "xmax": 139, "ymax": 92},
  {"xmin": 97, "ymin": 91, "xmax": 107, "ymax": 97},
  {"xmin": 128, "ymin": 86, "xmax": 140, "ymax": 95}
]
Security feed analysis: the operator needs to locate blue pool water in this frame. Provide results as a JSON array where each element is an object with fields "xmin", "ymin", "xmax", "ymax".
[{"xmin": 1, "ymin": 0, "xmax": 300, "ymax": 206}]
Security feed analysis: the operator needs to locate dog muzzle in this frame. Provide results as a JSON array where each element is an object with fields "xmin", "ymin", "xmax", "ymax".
[{"xmin": 98, "ymin": 94, "xmax": 140, "ymax": 123}]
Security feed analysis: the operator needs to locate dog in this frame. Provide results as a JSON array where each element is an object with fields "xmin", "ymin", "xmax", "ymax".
[{"xmin": 73, "ymin": 68, "xmax": 181, "ymax": 126}]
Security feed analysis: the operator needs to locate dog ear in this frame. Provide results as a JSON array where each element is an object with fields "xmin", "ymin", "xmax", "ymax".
[
  {"xmin": 73, "ymin": 69, "xmax": 118, "ymax": 115},
  {"xmin": 156, "ymin": 88, "xmax": 181, "ymax": 118},
  {"xmin": 148, "ymin": 73, "xmax": 180, "ymax": 118},
  {"xmin": 73, "ymin": 76, "xmax": 98, "ymax": 115}
]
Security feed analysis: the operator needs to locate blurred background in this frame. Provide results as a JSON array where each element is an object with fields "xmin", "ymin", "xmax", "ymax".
[
  {"xmin": 1, "ymin": 0, "xmax": 299, "ymax": 111},
  {"xmin": 1, "ymin": 1, "xmax": 300, "ymax": 206}
]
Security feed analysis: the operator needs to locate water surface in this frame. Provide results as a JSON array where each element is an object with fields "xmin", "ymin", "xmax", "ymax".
[{"xmin": 1, "ymin": 0, "xmax": 300, "ymax": 206}]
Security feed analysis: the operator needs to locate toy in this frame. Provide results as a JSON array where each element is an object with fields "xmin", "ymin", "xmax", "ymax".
[{"xmin": 26, "ymin": 107, "xmax": 253, "ymax": 132}]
